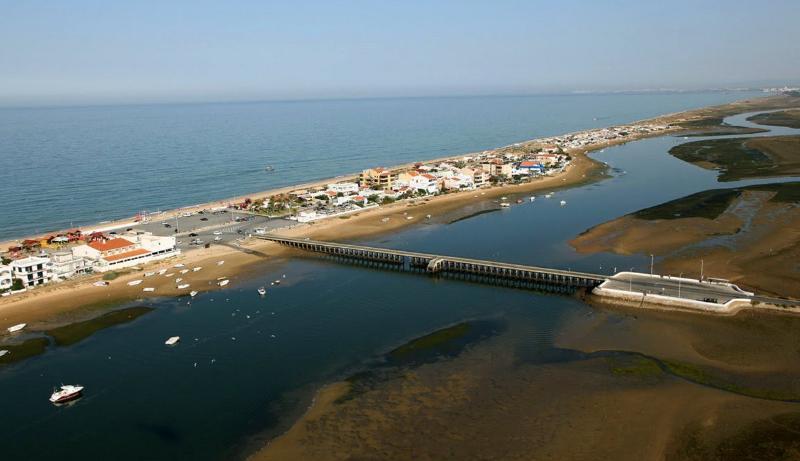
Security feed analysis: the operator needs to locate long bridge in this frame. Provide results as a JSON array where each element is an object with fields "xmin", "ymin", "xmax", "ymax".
[{"xmin": 257, "ymin": 236, "xmax": 606, "ymax": 291}]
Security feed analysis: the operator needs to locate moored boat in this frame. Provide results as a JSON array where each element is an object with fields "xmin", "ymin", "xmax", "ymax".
[
  {"xmin": 190, "ymin": 290, "xmax": 198, "ymax": 297},
  {"xmin": 560, "ymin": 200, "xmax": 567, "ymax": 206},
  {"xmin": 127, "ymin": 280, "xmax": 142, "ymax": 286},
  {"xmin": 500, "ymin": 202, "xmax": 510, "ymax": 208},
  {"xmin": 192, "ymin": 267, "xmax": 202, "ymax": 272},
  {"xmin": 143, "ymin": 287, "xmax": 155, "ymax": 292},
  {"xmin": 177, "ymin": 284, "xmax": 190, "ymax": 289},
  {"xmin": 165, "ymin": 336, "xmax": 180, "ymax": 346},
  {"xmin": 7, "ymin": 323, "xmax": 26, "ymax": 333},
  {"xmin": 218, "ymin": 279, "xmax": 229, "ymax": 287},
  {"xmin": 258, "ymin": 287, "xmax": 266, "ymax": 296},
  {"xmin": 0, "ymin": 350, "xmax": 9, "ymax": 358},
  {"xmin": 49, "ymin": 385, "xmax": 84, "ymax": 404}
]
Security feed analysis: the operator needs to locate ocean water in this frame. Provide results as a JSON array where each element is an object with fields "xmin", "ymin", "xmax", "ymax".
[
  {"xmin": 0, "ymin": 91, "xmax": 763, "ymax": 240},
  {"xmin": 1, "ymin": 107, "xmax": 796, "ymax": 461}
]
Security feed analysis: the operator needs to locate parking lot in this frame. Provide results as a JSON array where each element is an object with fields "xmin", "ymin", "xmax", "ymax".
[{"xmin": 122, "ymin": 210, "xmax": 294, "ymax": 252}]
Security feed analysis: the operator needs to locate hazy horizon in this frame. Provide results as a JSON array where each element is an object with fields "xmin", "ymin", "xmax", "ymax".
[{"xmin": 2, "ymin": 0, "xmax": 799, "ymax": 107}]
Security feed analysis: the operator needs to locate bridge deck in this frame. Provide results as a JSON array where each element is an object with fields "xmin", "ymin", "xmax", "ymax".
[{"xmin": 257, "ymin": 236, "xmax": 606, "ymax": 286}]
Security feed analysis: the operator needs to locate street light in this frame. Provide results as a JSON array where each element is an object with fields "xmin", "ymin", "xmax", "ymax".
[
  {"xmin": 678, "ymin": 272, "xmax": 683, "ymax": 298},
  {"xmin": 650, "ymin": 254, "xmax": 654, "ymax": 275}
]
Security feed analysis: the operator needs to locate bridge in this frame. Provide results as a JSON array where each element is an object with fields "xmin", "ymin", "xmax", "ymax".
[{"xmin": 257, "ymin": 235, "xmax": 606, "ymax": 291}]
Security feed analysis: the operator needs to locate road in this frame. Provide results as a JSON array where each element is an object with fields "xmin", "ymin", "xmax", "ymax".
[{"xmin": 602, "ymin": 273, "xmax": 752, "ymax": 304}]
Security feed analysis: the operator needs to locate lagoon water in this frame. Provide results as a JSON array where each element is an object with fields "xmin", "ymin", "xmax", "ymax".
[
  {"xmin": 0, "ymin": 91, "xmax": 762, "ymax": 240},
  {"xmin": 2, "ymin": 92, "xmax": 794, "ymax": 461}
]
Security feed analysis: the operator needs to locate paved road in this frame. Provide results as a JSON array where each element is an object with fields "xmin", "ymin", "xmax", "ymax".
[{"xmin": 602, "ymin": 273, "xmax": 752, "ymax": 303}]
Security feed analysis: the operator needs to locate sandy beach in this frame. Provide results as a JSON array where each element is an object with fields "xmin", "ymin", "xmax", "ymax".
[{"xmin": 3, "ymin": 94, "xmax": 799, "ymax": 333}]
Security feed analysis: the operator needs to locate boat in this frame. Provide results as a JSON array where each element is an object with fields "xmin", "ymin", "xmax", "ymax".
[
  {"xmin": 214, "ymin": 236, "xmax": 222, "ymax": 241},
  {"xmin": 175, "ymin": 278, "xmax": 183, "ymax": 283},
  {"xmin": 560, "ymin": 200, "xmax": 567, "ymax": 206},
  {"xmin": 177, "ymin": 284, "xmax": 190, "ymax": 289},
  {"xmin": 258, "ymin": 287, "xmax": 266, "ymax": 296},
  {"xmin": 265, "ymin": 165, "xmax": 275, "ymax": 172},
  {"xmin": 127, "ymin": 280, "xmax": 142, "ymax": 286},
  {"xmin": 165, "ymin": 336, "xmax": 180, "ymax": 346},
  {"xmin": 158, "ymin": 269, "xmax": 168, "ymax": 275},
  {"xmin": 218, "ymin": 280, "xmax": 230, "ymax": 287},
  {"xmin": 501, "ymin": 196, "xmax": 507, "ymax": 200},
  {"xmin": 174, "ymin": 263, "xmax": 185, "ymax": 268},
  {"xmin": 545, "ymin": 193, "xmax": 553, "ymax": 198},
  {"xmin": 190, "ymin": 290, "xmax": 198, "ymax": 297},
  {"xmin": 273, "ymin": 280, "xmax": 281, "ymax": 285},
  {"xmin": 49, "ymin": 384, "xmax": 84, "ymax": 404},
  {"xmin": 192, "ymin": 267, "xmax": 202, "ymax": 272},
  {"xmin": 217, "ymin": 261, "xmax": 225, "ymax": 266},
  {"xmin": 0, "ymin": 350, "xmax": 9, "ymax": 358},
  {"xmin": 165, "ymin": 273, "xmax": 174, "ymax": 277},
  {"xmin": 426, "ymin": 214, "xmax": 432, "ymax": 219},
  {"xmin": 500, "ymin": 203, "xmax": 510, "ymax": 208},
  {"xmin": 516, "ymin": 199, "xmax": 523, "ymax": 204},
  {"xmin": 142, "ymin": 287, "xmax": 155, "ymax": 292},
  {"xmin": 213, "ymin": 231, "xmax": 222, "ymax": 235},
  {"xmin": 179, "ymin": 269, "xmax": 189, "ymax": 274},
  {"xmin": 530, "ymin": 196, "xmax": 536, "ymax": 202},
  {"xmin": 144, "ymin": 272, "xmax": 155, "ymax": 277},
  {"xmin": 93, "ymin": 281, "xmax": 109, "ymax": 287}
]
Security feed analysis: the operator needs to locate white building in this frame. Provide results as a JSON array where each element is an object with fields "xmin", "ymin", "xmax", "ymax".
[
  {"xmin": 443, "ymin": 173, "xmax": 474, "ymax": 190},
  {"xmin": 326, "ymin": 182, "xmax": 360, "ymax": 195},
  {"xmin": 409, "ymin": 174, "xmax": 440, "ymax": 194},
  {"xmin": 72, "ymin": 234, "xmax": 179, "ymax": 272},
  {"xmin": 11, "ymin": 255, "xmax": 53, "ymax": 288},
  {"xmin": 0, "ymin": 264, "xmax": 12, "ymax": 291},
  {"xmin": 49, "ymin": 251, "xmax": 89, "ymax": 280}
]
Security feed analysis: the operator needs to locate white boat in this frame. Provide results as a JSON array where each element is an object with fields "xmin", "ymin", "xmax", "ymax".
[
  {"xmin": 213, "ymin": 231, "xmax": 222, "ymax": 235},
  {"xmin": 179, "ymin": 269, "xmax": 189, "ymax": 274},
  {"xmin": 93, "ymin": 281, "xmax": 109, "ymax": 287},
  {"xmin": 501, "ymin": 196, "xmax": 507, "ymax": 200},
  {"xmin": 217, "ymin": 261, "xmax": 225, "ymax": 266},
  {"xmin": 144, "ymin": 272, "xmax": 156, "ymax": 277},
  {"xmin": 560, "ymin": 200, "xmax": 567, "ymax": 206},
  {"xmin": 164, "ymin": 273, "xmax": 174, "ymax": 278},
  {"xmin": 214, "ymin": 236, "xmax": 222, "ymax": 241},
  {"xmin": 273, "ymin": 280, "xmax": 281, "ymax": 285},
  {"xmin": 165, "ymin": 336, "xmax": 180, "ymax": 346},
  {"xmin": 218, "ymin": 280, "xmax": 229, "ymax": 287},
  {"xmin": 500, "ymin": 203, "xmax": 510, "ymax": 208},
  {"xmin": 158, "ymin": 268, "xmax": 168, "ymax": 275},
  {"xmin": 530, "ymin": 196, "xmax": 536, "ymax": 202},
  {"xmin": 142, "ymin": 287, "xmax": 155, "ymax": 292},
  {"xmin": 190, "ymin": 290, "xmax": 199, "ymax": 297},
  {"xmin": 192, "ymin": 267, "xmax": 202, "ymax": 272},
  {"xmin": 258, "ymin": 287, "xmax": 266, "ymax": 296},
  {"xmin": 174, "ymin": 263, "xmax": 185, "ymax": 268},
  {"xmin": 7, "ymin": 323, "xmax": 26, "ymax": 333},
  {"xmin": 175, "ymin": 278, "xmax": 183, "ymax": 283},
  {"xmin": 0, "ymin": 350, "xmax": 9, "ymax": 358},
  {"xmin": 177, "ymin": 284, "xmax": 190, "ymax": 289},
  {"xmin": 127, "ymin": 280, "xmax": 142, "ymax": 286},
  {"xmin": 49, "ymin": 384, "xmax": 84, "ymax": 404}
]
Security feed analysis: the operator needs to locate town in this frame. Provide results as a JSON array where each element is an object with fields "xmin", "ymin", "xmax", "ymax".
[{"xmin": 0, "ymin": 121, "xmax": 672, "ymax": 297}]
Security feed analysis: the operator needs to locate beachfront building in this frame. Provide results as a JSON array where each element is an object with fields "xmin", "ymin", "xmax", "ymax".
[
  {"xmin": 443, "ymin": 172, "xmax": 474, "ymax": 191},
  {"xmin": 326, "ymin": 182, "xmax": 359, "ymax": 195},
  {"xmin": 408, "ymin": 173, "xmax": 441, "ymax": 195},
  {"xmin": 49, "ymin": 250, "xmax": 90, "ymax": 280},
  {"xmin": 10, "ymin": 255, "xmax": 53, "ymax": 288},
  {"xmin": 359, "ymin": 168, "xmax": 398, "ymax": 190},
  {"xmin": 0, "ymin": 265, "xmax": 12, "ymax": 291},
  {"xmin": 72, "ymin": 234, "xmax": 179, "ymax": 272},
  {"xmin": 481, "ymin": 160, "xmax": 513, "ymax": 178}
]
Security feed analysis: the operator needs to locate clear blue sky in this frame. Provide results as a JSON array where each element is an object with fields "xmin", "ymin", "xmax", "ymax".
[{"xmin": 1, "ymin": 0, "xmax": 798, "ymax": 106}]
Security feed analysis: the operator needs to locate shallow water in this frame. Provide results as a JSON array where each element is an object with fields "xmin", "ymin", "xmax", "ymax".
[{"xmin": 2, "ymin": 101, "xmax": 799, "ymax": 460}]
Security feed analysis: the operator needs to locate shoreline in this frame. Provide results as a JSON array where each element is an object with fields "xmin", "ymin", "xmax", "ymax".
[{"xmin": 2, "ymin": 94, "xmax": 798, "ymax": 332}]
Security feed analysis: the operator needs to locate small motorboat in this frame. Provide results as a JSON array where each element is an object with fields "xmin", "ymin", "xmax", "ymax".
[
  {"xmin": 530, "ymin": 196, "xmax": 536, "ymax": 202},
  {"xmin": 560, "ymin": 200, "xmax": 567, "ymax": 206},
  {"xmin": 500, "ymin": 202, "xmax": 510, "ymax": 208},
  {"xmin": 158, "ymin": 268, "xmax": 168, "ymax": 275},
  {"xmin": 273, "ymin": 280, "xmax": 281, "ymax": 285},
  {"xmin": 49, "ymin": 385, "xmax": 84, "ymax": 404},
  {"xmin": 0, "ymin": 350, "xmax": 9, "ymax": 358},
  {"xmin": 192, "ymin": 267, "xmax": 202, "ymax": 272},
  {"xmin": 165, "ymin": 336, "xmax": 180, "ymax": 346},
  {"xmin": 93, "ymin": 281, "xmax": 109, "ymax": 287},
  {"xmin": 164, "ymin": 273, "xmax": 174, "ymax": 278},
  {"xmin": 214, "ymin": 236, "xmax": 222, "ymax": 242},
  {"xmin": 218, "ymin": 280, "xmax": 230, "ymax": 287},
  {"xmin": 501, "ymin": 196, "xmax": 507, "ymax": 200},
  {"xmin": 175, "ymin": 277, "xmax": 183, "ymax": 283},
  {"xmin": 144, "ymin": 272, "xmax": 156, "ymax": 277},
  {"xmin": 217, "ymin": 261, "xmax": 225, "ymax": 266},
  {"xmin": 127, "ymin": 280, "xmax": 142, "ymax": 286},
  {"xmin": 190, "ymin": 291, "xmax": 199, "ymax": 297},
  {"xmin": 177, "ymin": 284, "xmax": 190, "ymax": 289},
  {"xmin": 179, "ymin": 269, "xmax": 189, "ymax": 274},
  {"xmin": 174, "ymin": 263, "xmax": 185, "ymax": 268},
  {"xmin": 258, "ymin": 287, "xmax": 266, "ymax": 296},
  {"xmin": 7, "ymin": 323, "xmax": 27, "ymax": 333},
  {"xmin": 265, "ymin": 165, "xmax": 275, "ymax": 172},
  {"xmin": 142, "ymin": 287, "xmax": 155, "ymax": 292},
  {"xmin": 516, "ymin": 199, "xmax": 523, "ymax": 204}
]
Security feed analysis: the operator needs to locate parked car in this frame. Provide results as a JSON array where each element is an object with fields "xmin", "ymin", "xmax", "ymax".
[
  {"xmin": 189, "ymin": 232, "xmax": 198, "ymax": 237},
  {"xmin": 200, "ymin": 217, "xmax": 209, "ymax": 221}
]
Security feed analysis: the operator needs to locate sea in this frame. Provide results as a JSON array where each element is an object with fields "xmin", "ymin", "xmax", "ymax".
[
  {"xmin": 0, "ymin": 91, "xmax": 764, "ymax": 241},
  {"xmin": 3, "ymin": 91, "xmax": 795, "ymax": 461}
]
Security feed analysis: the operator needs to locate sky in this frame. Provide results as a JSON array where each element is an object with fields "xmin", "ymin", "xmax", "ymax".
[{"xmin": 1, "ymin": 0, "xmax": 798, "ymax": 106}]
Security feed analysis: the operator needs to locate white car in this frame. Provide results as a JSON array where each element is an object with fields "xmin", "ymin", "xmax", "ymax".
[{"xmin": 213, "ymin": 231, "xmax": 222, "ymax": 235}]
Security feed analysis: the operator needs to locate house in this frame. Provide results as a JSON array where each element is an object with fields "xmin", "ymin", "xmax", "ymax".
[
  {"xmin": 516, "ymin": 161, "xmax": 545, "ymax": 174},
  {"xmin": 533, "ymin": 154, "xmax": 559, "ymax": 166},
  {"xmin": 352, "ymin": 195, "xmax": 368, "ymax": 206},
  {"xmin": 409, "ymin": 173, "xmax": 440, "ymax": 194},
  {"xmin": 10, "ymin": 255, "xmax": 53, "ymax": 288},
  {"xmin": 50, "ymin": 250, "xmax": 89, "ymax": 280},
  {"xmin": 459, "ymin": 168, "xmax": 489, "ymax": 188},
  {"xmin": 443, "ymin": 173, "xmax": 474, "ymax": 190},
  {"xmin": 0, "ymin": 265, "xmax": 12, "ymax": 291},
  {"xmin": 326, "ymin": 182, "xmax": 359, "ymax": 195},
  {"xmin": 72, "ymin": 234, "xmax": 178, "ymax": 272},
  {"xmin": 359, "ymin": 168, "xmax": 398, "ymax": 190},
  {"xmin": 481, "ymin": 161, "xmax": 513, "ymax": 177}
]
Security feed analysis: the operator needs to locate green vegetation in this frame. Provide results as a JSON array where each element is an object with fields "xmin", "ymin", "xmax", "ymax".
[
  {"xmin": 633, "ymin": 188, "xmax": 742, "ymax": 220},
  {"xmin": 607, "ymin": 355, "xmax": 664, "ymax": 379},
  {"xmin": 47, "ymin": 306, "xmax": 154, "ymax": 346},
  {"xmin": 676, "ymin": 117, "xmax": 767, "ymax": 137},
  {"xmin": 11, "ymin": 279, "xmax": 24, "ymax": 291},
  {"xmin": 389, "ymin": 322, "xmax": 471, "ymax": 360},
  {"xmin": 102, "ymin": 271, "xmax": 120, "ymax": 281},
  {"xmin": 669, "ymin": 135, "xmax": 800, "ymax": 181},
  {"xmin": 662, "ymin": 359, "xmax": 800, "ymax": 402},
  {"xmin": 747, "ymin": 109, "xmax": 800, "ymax": 129},
  {"xmin": 0, "ymin": 337, "xmax": 49, "ymax": 365},
  {"xmin": 632, "ymin": 182, "xmax": 800, "ymax": 221}
]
